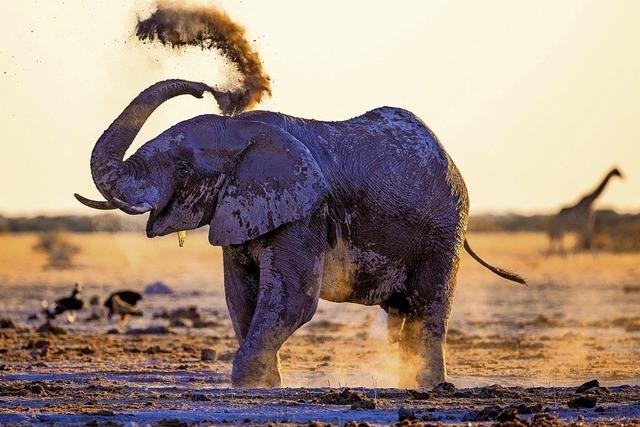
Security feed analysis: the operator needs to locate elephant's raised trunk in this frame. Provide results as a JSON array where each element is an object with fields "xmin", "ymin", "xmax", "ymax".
[{"xmin": 77, "ymin": 79, "xmax": 214, "ymax": 210}]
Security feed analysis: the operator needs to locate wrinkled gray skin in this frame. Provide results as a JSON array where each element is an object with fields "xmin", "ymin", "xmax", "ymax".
[{"xmin": 77, "ymin": 79, "xmax": 513, "ymax": 389}]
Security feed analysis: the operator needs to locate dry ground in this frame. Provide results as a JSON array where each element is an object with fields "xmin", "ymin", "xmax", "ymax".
[{"xmin": 0, "ymin": 231, "xmax": 639, "ymax": 425}]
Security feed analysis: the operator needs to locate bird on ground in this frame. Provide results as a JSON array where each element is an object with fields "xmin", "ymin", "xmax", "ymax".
[
  {"xmin": 44, "ymin": 283, "xmax": 84, "ymax": 322},
  {"xmin": 104, "ymin": 291, "xmax": 143, "ymax": 320}
]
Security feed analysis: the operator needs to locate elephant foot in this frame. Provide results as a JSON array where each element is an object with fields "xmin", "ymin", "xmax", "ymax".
[
  {"xmin": 399, "ymin": 361, "xmax": 446, "ymax": 390},
  {"xmin": 417, "ymin": 370, "xmax": 447, "ymax": 390},
  {"xmin": 231, "ymin": 350, "xmax": 282, "ymax": 388},
  {"xmin": 398, "ymin": 316, "xmax": 447, "ymax": 391}
]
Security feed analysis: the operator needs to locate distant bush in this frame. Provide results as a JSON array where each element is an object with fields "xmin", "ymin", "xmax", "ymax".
[
  {"xmin": 593, "ymin": 210, "xmax": 640, "ymax": 252},
  {"xmin": 468, "ymin": 214, "xmax": 550, "ymax": 232},
  {"xmin": 1, "ymin": 209, "xmax": 639, "ymax": 252},
  {"xmin": 0, "ymin": 216, "xmax": 8, "ymax": 233},
  {"xmin": 0, "ymin": 214, "xmax": 145, "ymax": 233},
  {"xmin": 32, "ymin": 231, "xmax": 80, "ymax": 270}
]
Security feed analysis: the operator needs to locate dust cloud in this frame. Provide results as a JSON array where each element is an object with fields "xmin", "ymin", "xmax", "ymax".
[{"xmin": 136, "ymin": 0, "xmax": 271, "ymax": 115}]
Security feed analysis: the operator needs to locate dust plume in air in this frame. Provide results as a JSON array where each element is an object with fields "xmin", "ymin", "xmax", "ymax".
[{"xmin": 136, "ymin": 1, "xmax": 272, "ymax": 115}]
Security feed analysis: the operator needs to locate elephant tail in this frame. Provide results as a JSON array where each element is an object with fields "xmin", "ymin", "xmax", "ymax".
[{"xmin": 464, "ymin": 239, "xmax": 527, "ymax": 285}]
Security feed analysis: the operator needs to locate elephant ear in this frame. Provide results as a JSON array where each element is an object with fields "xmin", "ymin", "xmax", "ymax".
[{"xmin": 209, "ymin": 120, "xmax": 329, "ymax": 246}]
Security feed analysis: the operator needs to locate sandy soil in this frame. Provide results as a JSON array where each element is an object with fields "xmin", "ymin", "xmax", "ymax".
[{"xmin": 0, "ymin": 231, "xmax": 639, "ymax": 425}]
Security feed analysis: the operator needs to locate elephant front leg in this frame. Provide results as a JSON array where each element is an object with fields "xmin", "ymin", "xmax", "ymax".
[
  {"xmin": 223, "ymin": 248, "xmax": 260, "ymax": 345},
  {"xmin": 231, "ymin": 229, "xmax": 325, "ymax": 387}
]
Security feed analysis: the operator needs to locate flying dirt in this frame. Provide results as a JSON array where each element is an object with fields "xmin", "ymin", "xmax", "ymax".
[{"xmin": 136, "ymin": 1, "xmax": 271, "ymax": 115}]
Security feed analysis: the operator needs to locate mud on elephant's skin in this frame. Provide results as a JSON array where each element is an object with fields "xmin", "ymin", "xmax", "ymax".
[{"xmin": 76, "ymin": 79, "xmax": 525, "ymax": 389}]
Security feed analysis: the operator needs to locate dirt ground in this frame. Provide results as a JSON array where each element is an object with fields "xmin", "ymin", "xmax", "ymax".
[{"xmin": 0, "ymin": 231, "xmax": 639, "ymax": 425}]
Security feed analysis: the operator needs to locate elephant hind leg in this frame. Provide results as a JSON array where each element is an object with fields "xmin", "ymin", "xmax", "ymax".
[
  {"xmin": 386, "ymin": 307, "xmax": 406, "ymax": 344},
  {"xmin": 399, "ymin": 249, "xmax": 461, "ymax": 390},
  {"xmin": 382, "ymin": 295, "xmax": 409, "ymax": 344},
  {"xmin": 399, "ymin": 311, "xmax": 448, "ymax": 389}
]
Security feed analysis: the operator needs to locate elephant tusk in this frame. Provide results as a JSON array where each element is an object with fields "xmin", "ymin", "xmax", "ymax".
[
  {"xmin": 127, "ymin": 203, "xmax": 154, "ymax": 214},
  {"xmin": 177, "ymin": 230, "xmax": 186, "ymax": 247},
  {"xmin": 74, "ymin": 193, "xmax": 118, "ymax": 210},
  {"xmin": 112, "ymin": 197, "xmax": 153, "ymax": 214}
]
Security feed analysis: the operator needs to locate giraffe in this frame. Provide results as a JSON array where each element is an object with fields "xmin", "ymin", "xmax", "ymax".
[{"xmin": 548, "ymin": 167, "xmax": 624, "ymax": 253}]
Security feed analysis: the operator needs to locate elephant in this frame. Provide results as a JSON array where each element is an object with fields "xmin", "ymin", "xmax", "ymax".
[{"xmin": 75, "ymin": 79, "xmax": 525, "ymax": 388}]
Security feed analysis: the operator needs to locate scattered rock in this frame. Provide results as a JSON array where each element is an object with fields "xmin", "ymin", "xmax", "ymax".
[
  {"xmin": 106, "ymin": 328, "xmax": 122, "ymax": 335},
  {"xmin": 318, "ymin": 388, "xmax": 372, "ymax": 407},
  {"xmin": 350, "ymin": 397, "xmax": 376, "ymax": 410},
  {"xmin": 397, "ymin": 407, "xmax": 417, "ymax": 421},
  {"xmin": 144, "ymin": 346, "xmax": 170, "ymax": 354},
  {"xmin": 530, "ymin": 413, "xmax": 564, "ymax": 426},
  {"xmin": 200, "ymin": 348, "xmax": 217, "ymax": 362},
  {"xmin": 497, "ymin": 407, "xmax": 519, "ymax": 422},
  {"xmin": 468, "ymin": 402, "xmax": 543, "ymax": 422},
  {"xmin": 433, "ymin": 382, "xmax": 456, "ymax": 395},
  {"xmin": 453, "ymin": 389, "xmax": 473, "ymax": 398},
  {"xmin": 0, "ymin": 318, "xmax": 16, "ymax": 329},
  {"xmin": 477, "ymin": 384, "xmax": 518, "ymax": 398},
  {"xmin": 407, "ymin": 389, "xmax": 430, "ymax": 400},
  {"xmin": 471, "ymin": 405, "xmax": 502, "ymax": 421},
  {"xmin": 515, "ymin": 402, "xmax": 544, "ymax": 414},
  {"xmin": 192, "ymin": 319, "xmax": 222, "ymax": 328},
  {"xmin": 126, "ymin": 325, "xmax": 171, "ymax": 335},
  {"xmin": 144, "ymin": 281, "xmax": 173, "ymax": 295},
  {"xmin": 25, "ymin": 339, "xmax": 50, "ymax": 358},
  {"xmin": 37, "ymin": 322, "xmax": 66, "ymax": 335},
  {"xmin": 24, "ymin": 339, "xmax": 49, "ymax": 350},
  {"xmin": 29, "ymin": 383, "xmax": 46, "ymax": 395},
  {"xmin": 396, "ymin": 407, "xmax": 437, "ymax": 423},
  {"xmin": 156, "ymin": 306, "xmax": 201, "ymax": 320},
  {"xmin": 156, "ymin": 419, "xmax": 188, "ymax": 427},
  {"xmin": 78, "ymin": 346, "xmax": 95, "ymax": 355},
  {"xmin": 155, "ymin": 305, "xmax": 222, "ymax": 329},
  {"xmin": 591, "ymin": 386, "xmax": 611, "ymax": 395},
  {"xmin": 568, "ymin": 395, "xmax": 597, "ymax": 409},
  {"xmin": 575, "ymin": 379, "xmax": 610, "ymax": 396},
  {"xmin": 185, "ymin": 392, "xmax": 211, "ymax": 401},
  {"xmin": 182, "ymin": 344, "xmax": 196, "ymax": 353},
  {"xmin": 494, "ymin": 418, "xmax": 529, "ymax": 427},
  {"xmin": 169, "ymin": 318, "xmax": 193, "ymax": 328},
  {"xmin": 576, "ymin": 379, "xmax": 600, "ymax": 394}
]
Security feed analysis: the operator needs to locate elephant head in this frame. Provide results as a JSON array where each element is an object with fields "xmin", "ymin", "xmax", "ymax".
[{"xmin": 76, "ymin": 79, "xmax": 328, "ymax": 245}]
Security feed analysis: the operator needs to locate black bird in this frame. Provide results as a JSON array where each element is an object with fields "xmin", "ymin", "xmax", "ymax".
[
  {"xmin": 104, "ymin": 291, "xmax": 143, "ymax": 320},
  {"xmin": 45, "ymin": 283, "xmax": 84, "ymax": 322}
]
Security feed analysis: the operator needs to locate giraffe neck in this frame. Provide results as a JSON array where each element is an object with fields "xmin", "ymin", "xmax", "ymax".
[{"xmin": 583, "ymin": 171, "xmax": 617, "ymax": 205}]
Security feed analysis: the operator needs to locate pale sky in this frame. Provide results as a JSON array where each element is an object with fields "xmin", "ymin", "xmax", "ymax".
[{"xmin": 1, "ymin": 0, "xmax": 639, "ymax": 215}]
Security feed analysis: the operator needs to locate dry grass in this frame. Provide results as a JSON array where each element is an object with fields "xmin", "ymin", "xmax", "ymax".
[
  {"xmin": 1, "ymin": 231, "xmax": 639, "ymax": 387},
  {"xmin": 0, "ymin": 230, "xmax": 221, "ymax": 288}
]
